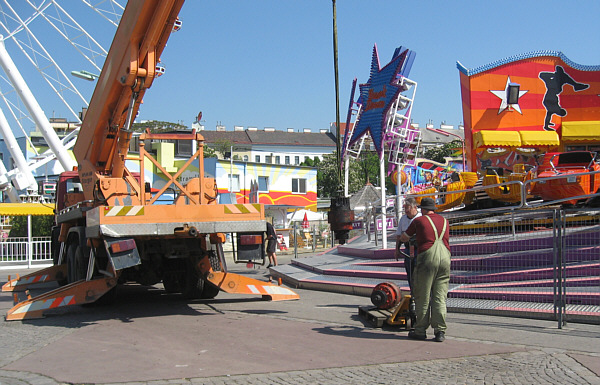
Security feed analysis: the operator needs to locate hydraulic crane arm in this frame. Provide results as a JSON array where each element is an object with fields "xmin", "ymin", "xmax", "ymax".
[{"xmin": 73, "ymin": 0, "xmax": 184, "ymax": 201}]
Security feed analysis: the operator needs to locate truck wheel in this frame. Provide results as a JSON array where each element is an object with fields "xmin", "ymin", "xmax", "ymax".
[
  {"xmin": 67, "ymin": 244, "xmax": 88, "ymax": 283},
  {"xmin": 66, "ymin": 243, "xmax": 77, "ymax": 283},
  {"xmin": 73, "ymin": 245, "xmax": 89, "ymax": 281},
  {"xmin": 200, "ymin": 282, "xmax": 219, "ymax": 299},
  {"xmin": 162, "ymin": 273, "xmax": 182, "ymax": 293},
  {"xmin": 182, "ymin": 263, "xmax": 205, "ymax": 299}
]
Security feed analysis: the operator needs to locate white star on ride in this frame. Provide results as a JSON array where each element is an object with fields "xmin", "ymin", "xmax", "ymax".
[{"xmin": 490, "ymin": 76, "xmax": 528, "ymax": 114}]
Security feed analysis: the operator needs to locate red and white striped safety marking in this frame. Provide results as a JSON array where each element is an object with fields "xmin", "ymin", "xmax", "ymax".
[
  {"xmin": 10, "ymin": 274, "xmax": 50, "ymax": 286},
  {"xmin": 11, "ymin": 295, "xmax": 76, "ymax": 315},
  {"xmin": 246, "ymin": 284, "xmax": 296, "ymax": 296}
]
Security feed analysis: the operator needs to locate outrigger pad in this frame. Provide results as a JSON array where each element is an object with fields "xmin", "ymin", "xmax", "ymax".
[{"xmin": 206, "ymin": 271, "xmax": 299, "ymax": 301}]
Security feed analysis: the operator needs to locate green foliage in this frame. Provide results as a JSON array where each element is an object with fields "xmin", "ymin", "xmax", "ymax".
[
  {"xmin": 8, "ymin": 215, "xmax": 54, "ymax": 237},
  {"xmin": 311, "ymin": 151, "xmax": 396, "ymax": 198},
  {"xmin": 422, "ymin": 140, "xmax": 463, "ymax": 164},
  {"xmin": 203, "ymin": 146, "xmax": 217, "ymax": 158},
  {"xmin": 208, "ymin": 139, "xmax": 234, "ymax": 158},
  {"xmin": 131, "ymin": 120, "xmax": 187, "ymax": 132}
]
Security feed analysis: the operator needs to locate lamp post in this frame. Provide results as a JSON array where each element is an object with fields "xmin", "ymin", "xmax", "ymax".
[
  {"xmin": 71, "ymin": 70, "xmax": 99, "ymax": 81},
  {"xmin": 426, "ymin": 126, "xmax": 466, "ymax": 171},
  {"xmin": 229, "ymin": 145, "xmax": 234, "ymax": 203}
]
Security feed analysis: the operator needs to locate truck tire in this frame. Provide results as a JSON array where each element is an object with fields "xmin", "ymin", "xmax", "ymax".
[
  {"xmin": 200, "ymin": 250, "xmax": 221, "ymax": 299},
  {"xmin": 73, "ymin": 245, "xmax": 89, "ymax": 281},
  {"xmin": 66, "ymin": 243, "xmax": 77, "ymax": 284},
  {"xmin": 182, "ymin": 267, "xmax": 204, "ymax": 299},
  {"xmin": 162, "ymin": 274, "xmax": 182, "ymax": 293},
  {"xmin": 200, "ymin": 282, "xmax": 219, "ymax": 299},
  {"xmin": 66, "ymin": 243, "xmax": 88, "ymax": 283}
]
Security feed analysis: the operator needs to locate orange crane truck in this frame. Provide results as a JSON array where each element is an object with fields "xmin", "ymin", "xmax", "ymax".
[{"xmin": 2, "ymin": 0, "xmax": 298, "ymax": 320}]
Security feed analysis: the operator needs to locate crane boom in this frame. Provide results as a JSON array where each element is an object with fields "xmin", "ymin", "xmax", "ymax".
[{"xmin": 74, "ymin": 0, "xmax": 184, "ymax": 200}]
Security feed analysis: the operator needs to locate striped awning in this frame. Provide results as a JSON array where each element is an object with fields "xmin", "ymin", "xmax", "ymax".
[
  {"xmin": 519, "ymin": 130, "xmax": 560, "ymax": 146},
  {"xmin": 0, "ymin": 203, "xmax": 55, "ymax": 216},
  {"xmin": 473, "ymin": 130, "xmax": 521, "ymax": 148},
  {"xmin": 561, "ymin": 121, "xmax": 600, "ymax": 141}
]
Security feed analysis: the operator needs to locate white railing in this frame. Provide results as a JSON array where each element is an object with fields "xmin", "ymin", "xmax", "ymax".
[{"xmin": 0, "ymin": 236, "xmax": 52, "ymax": 269}]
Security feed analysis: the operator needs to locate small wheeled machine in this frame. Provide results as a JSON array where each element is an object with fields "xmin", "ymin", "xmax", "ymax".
[{"xmin": 358, "ymin": 282, "xmax": 416, "ymax": 329}]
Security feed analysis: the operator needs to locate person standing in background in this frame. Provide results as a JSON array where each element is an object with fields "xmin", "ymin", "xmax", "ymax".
[
  {"xmin": 266, "ymin": 221, "xmax": 278, "ymax": 268},
  {"xmin": 399, "ymin": 197, "xmax": 451, "ymax": 343},
  {"xmin": 395, "ymin": 197, "xmax": 420, "ymax": 291}
]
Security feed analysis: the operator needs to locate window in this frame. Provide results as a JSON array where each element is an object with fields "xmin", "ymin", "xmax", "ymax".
[
  {"xmin": 243, "ymin": 155, "xmax": 248, "ymax": 162},
  {"xmin": 292, "ymin": 178, "xmax": 306, "ymax": 194},
  {"xmin": 258, "ymin": 176, "xmax": 269, "ymax": 192},
  {"xmin": 176, "ymin": 139, "xmax": 192, "ymax": 157},
  {"xmin": 295, "ymin": 156, "xmax": 300, "ymax": 165},
  {"xmin": 285, "ymin": 156, "xmax": 290, "ymax": 165},
  {"xmin": 229, "ymin": 174, "xmax": 240, "ymax": 192},
  {"xmin": 255, "ymin": 155, "xmax": 260, "ymax": 163},
  {"xmin": 265, "ymin": 155, "xmax": 272, "ymax": 164},
  {"xmin": 275, "ymin": 156, "xmax": 281, "ymax": 164}
]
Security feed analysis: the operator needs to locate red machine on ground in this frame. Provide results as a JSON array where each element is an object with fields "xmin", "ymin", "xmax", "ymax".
[{"xmin": 2, "ymin": 0, "xmax": 298, "ymax": 320}]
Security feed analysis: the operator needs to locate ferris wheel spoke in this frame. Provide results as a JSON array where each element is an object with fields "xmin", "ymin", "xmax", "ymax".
[{"xmin": 81, "ymin": 0, "xmax": 123, "ymax": 27}]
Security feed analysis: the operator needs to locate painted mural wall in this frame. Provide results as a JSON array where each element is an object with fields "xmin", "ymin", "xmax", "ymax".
[
  {"xmin": 458, "ymin": 51, "xmax": 600, "ymax": 172},
  {"xmin": 206, "ymin": 158, "xmax": 318, "ymax": 210}
]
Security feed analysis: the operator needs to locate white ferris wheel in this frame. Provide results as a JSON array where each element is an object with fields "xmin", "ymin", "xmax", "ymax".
[{"xmin": 0, "ymin": 1, "xmax": 125, "ymax": 202}]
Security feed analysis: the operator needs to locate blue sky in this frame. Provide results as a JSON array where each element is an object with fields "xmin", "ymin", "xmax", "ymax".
[{"xmin": 2, "ymin": 1, "xmax": 600, "ymax": 134}]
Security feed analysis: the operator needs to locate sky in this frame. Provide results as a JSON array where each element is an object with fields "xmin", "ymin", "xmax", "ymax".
[{"xmin": 1, "ymin": 0, "xmax": 600, "ymax": 135}]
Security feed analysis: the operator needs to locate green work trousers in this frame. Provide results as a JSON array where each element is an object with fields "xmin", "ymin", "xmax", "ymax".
[{"xmin": 412, "ymin": 216, "xmax": 451, "ymax": 336}]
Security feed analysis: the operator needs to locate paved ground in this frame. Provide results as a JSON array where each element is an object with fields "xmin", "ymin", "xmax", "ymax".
[{"xmin": 0, "ymin": 248, "xmax": 599, "ymax": 385}]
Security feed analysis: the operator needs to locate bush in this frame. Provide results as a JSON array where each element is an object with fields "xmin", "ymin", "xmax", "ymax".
[{"xmin": 8, "ymin": 215, "xmax": 54, "ymax": 237}]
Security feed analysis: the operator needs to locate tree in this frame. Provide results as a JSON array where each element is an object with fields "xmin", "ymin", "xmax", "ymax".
[
  {"xmin": 311, "ymin": 152, "xmax": 395, "ymax": 198},
  {"xmin": 209, "ymin": 139, "xmax": 234, "ymax": 159},
  {"xmin": 8, "ymin": 215, "xmax": 54, "ymax": 237},
  {"xmin": 422, "ymin": 140, "xmax": 463, "ymax": 164},
  {"xmin": 203, "ymin": 146, "xmax": 217, "ymax": 158},
  {"xmin": 131, "ymin": 120, "xmax": 187, "ymax": 133}
]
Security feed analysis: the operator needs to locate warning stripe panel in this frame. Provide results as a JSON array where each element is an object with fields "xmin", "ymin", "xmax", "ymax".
[
  {"xmin": 245, "ymin": 284, "xmax": 296, "ymax": 296},
  {"xmin": 104, "ymin": 206, "xmax": 145, "ymax": 217},
  {"xmin": 12, "ymin": 295, "xmax": 75, "ymax": 315},
  {"xmin": 224, "ymin": 204, "xmax": 261, "ymax": 215},
  {"xmin": 20, "ymin": 275, "xmax": 50, "ymax": 285}
]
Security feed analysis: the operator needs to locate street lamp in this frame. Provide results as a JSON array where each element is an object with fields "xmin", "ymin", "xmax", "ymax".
[
  {"xmin": 71, "ymin": 70, "xmax": 99, "ymax": 81},
  {"xmin": 426, "ymin": 126, "xmax": 466, "ymax": 171}
]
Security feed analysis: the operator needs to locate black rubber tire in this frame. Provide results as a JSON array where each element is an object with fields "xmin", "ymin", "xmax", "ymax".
[
  {"xmin": 73, "ymin": 245, "xmax": 88, "ymax": 281},
  {"xmin": 200, "ymin": 282, "xmax": 219, "ymax": 299},
  {"xmin": 181, "ymin": 267, "xmax": 204, "ymax": 299},
  {"xmin": 162, "ymin": 273, "xmax": 182, "ymax": 293},
  {"xmin": 66, "ymin": 243, "xmax": 77, "ymax": 284}
]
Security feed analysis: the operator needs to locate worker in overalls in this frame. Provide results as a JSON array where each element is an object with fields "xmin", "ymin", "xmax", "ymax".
[{"xmin": 399, "ymin": 197, "xmax": 451, "ymax": 342}]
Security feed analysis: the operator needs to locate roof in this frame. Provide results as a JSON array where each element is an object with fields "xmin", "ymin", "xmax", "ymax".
[
  {"xmin": 419, "ymin": 128, "xmax": 464, "ymax": 145},
  {"xmin": 457, "ymin": 50, "xmax": 600, "ymax": 76},
  {"xmin": 350, "ymin": 184, "xmax": 382, "ymax": 211},
  {"xmin": 0, "ymin": 203, "xmax": 55, "ymax": 216},
  {"xmin": 199, "ymin": 131, "xmax": 252, "ymax": 145},
  {"xmin": 200, "ymin": 129, "xmax": 336, "ymax": 147}
]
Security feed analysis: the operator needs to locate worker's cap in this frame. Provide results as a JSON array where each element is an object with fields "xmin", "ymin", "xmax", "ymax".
[{"xmin": 418, "ymin": 197, "xmax": 436, "ymax": 211}]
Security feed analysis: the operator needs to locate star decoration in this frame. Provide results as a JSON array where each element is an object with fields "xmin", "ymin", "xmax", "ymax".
[
  {"xmin": 490, "ymin": 76, "xmax": 528, "ymax": 114},
  {"xmin": 350, "ymin": 45, "xmax": 409, "ymax": 155}
]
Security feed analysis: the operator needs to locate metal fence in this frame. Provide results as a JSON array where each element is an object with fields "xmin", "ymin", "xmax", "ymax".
[
  {"xmin": 443, "ymin": 207, "xmax": 600, "ymax": 326},
  {"xmin": 0, "ymin": 236, "xmax": 52, "ymax": 269}
]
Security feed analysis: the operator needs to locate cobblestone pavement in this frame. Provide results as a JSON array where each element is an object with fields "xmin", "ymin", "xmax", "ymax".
[
  {"xmin": 1, "ymin": 350, "xmax": 599, "ymax": 385},
  {"xmin": 1, "ymin": 253, "xmax": 599, "ymax": 385}
]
